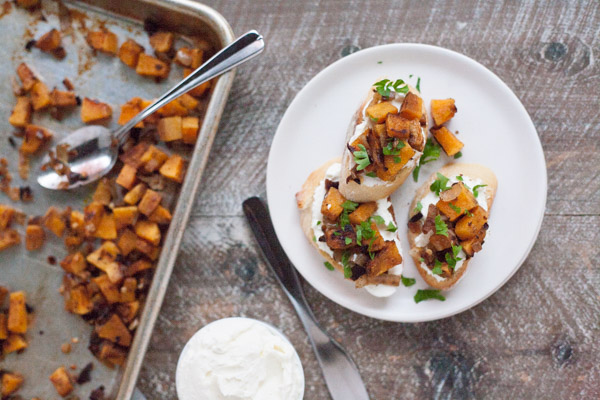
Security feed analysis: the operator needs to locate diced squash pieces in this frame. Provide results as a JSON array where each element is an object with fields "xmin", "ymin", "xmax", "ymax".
[
  {"xmin": 86, "ymin": 30, "xmax": 118, "ymax": 54},
  {"xmin": 149, "ymin": 31, "xmax": 174, "ymax": 53},
  {"xmin": 118, "ymin": 39, "xmax": 144, "ymax": 68},
  {"xmin": 3, "ymin": 334, "xmax": 27, "ymax": 354},
  {"xmin": 385, "ymin": 114, "xmax": 412, "ymax": 139},
  {"xmin": 158, "ymin": 98, "xmax": 188, "ymax": 117},
  {"xmin": 44, "ymin": 206, "xmax": 66, "ymax": 236},
  {"xmin": 375, "ymin": 143, "xmax": 414, "ymax": 181},
  {"xmin": 98, "ymin": 341, "xmax": 127, "ymax": 366},
  {"xmin": 127, "ymin": 258, "xmax": 152, "ymax": 275},
  {"xmin": 348, "ymin": 202, "xmax": 377, "ymax": 225},
  {"xmin": 455, "ymin": 206, "xmax": 488, "ymax": 240},
  {"xmin": 140, "ymin": 145, "xmax": 168, "ymax": 173},
  {"xmin": 0, "ymin": 205, "xmax": 15, "ymax": 230},
  {"xmin": 95, "ymin": 314, "xmax": 132, "ymax": 347},
  {"xmin": 20, "ymin": 124, "xmax": 53, "ymax": 154},
  {"xmin": 92, "ymin": 178, "xmax": 113, "ymax": 205},
  {"xmin": 113, "ymin": 206, "xmax": 138, "ymax": 229},
  {"xmin": 366, "ymin": 241, "xmax": 402, "ymax": 277},
  {"xmin": 179, "ymin": 93, "xmax": 199, "ymax": 110},
  {"xmin": 120, "ymin": 142, "xmax": 149, "ymax": 168},
  {"xmin": 1, "ymin": 372, "xmax": 23, "ymax": 397},
  {"xmin": 431, "ymin": 126, "xmax": 464, "ymax": 156},
  {"xmin": 16, "ymin": 0, "xmax": 40, "ymax": 9},
  {"xmin": 116, "ymin": 164, "xmax": 137, "ymax": 190},
  {"xmin": 135, "ymin": 238, "xmax": 159, "ymax": 260},
  {"xmin": 117, "ymin": 300, "xmax": 139, "ymax": 323},
  {"xmin": 366, "ymin": 102, "xmax": 398, "ymax": 124},
  {"xmin": 9, "ymin": 96, "xmax": 31, "ymax": 128},
  {"xmin": 175, "ymin": 47, "xmax": 203, "ymax": 68},
  {"xmin": 60, "ymin": 252, "xmax": 87, "ymax": 275},
  {"xmin": 117, "ymin": 228, "xmax": 137, "ymax": 256},
  {"xmin": 50, "ymin": 89, "xmax": 78, "ymax": 107},
  {"xmin": 17, "ymin": 62, "xmax": 37, "ymax": 91},
  {"xmin": 0, "ymin": 314, "xmax": 7, "ymax": 340},
  {"xmin": 25, "ymin": 224, "xmax": 45, "ymax": 250},
  {"xmin": 49, "ymin": 366, "xmax": 74, "ymax": 397},
  {"xmin": 0, "ymin": 230, "xmax": 21, "ymax": 251},
  {"xmin": 430, "ymin": 98, "xmax": 457, "ymax": 127},
  {"xmin": 184, "ymin": 68, "xmax": 211, "ymax": 97},
  {"xmin": 399, "ymin": 92, "xmax": 423, "ymax": 120},
  {"xmin": 81, "ymin": 97, "xmax": 112, "ymax": 123},
  {"xmin": 158, "ymin": 116, "xmax": 182, "ymax": 141},
  {"xmin": 31, "ymin": 81, "xmax": 52, "ymax": 110},
  {"xmin": 118, "ymin": 101, "xmax": 143, "ymax": 128},
  {"xmin": 159, "ymin": 154, "xmax": 185, "ymax": 183},
  {"xmin": 461, "ymin": 228, "xmax": 487, "ymax": 258},
  {"xmin": 149, "ymin": 205, "xmax": 172, "ymax": 225},
  {"xmin": 138, "ymin": 189, "xmax": 162, "ymax": 216},
  {"xmin": 8, "ymin": 291, "xmax": 27, "ymax": 334},
  {"xmin": 93, "ymin": 274, "xmax": 120, "ymax": 304},
  {"xmin": 119, "ymin": 278, "xmax": 137, "ymax": 303},
  {"xmin": 83, "ymin": 201, "xmax": 105, "ymax": 236},
  {"xmin": 86, "ymin": 241, "xmax": 123, "ymax": 283},
  {"xmin": 135, "ymin": 220, "xmax": 160, "ymax": 246},
  {"xmin": 124, "ymin": 183, "xmax": 147, "ymax": 205},
  {"xmin": 182, "ymin": 116, "xmax": 199, "ymax": 144},
  {"xmin": 94, "ymin": 213, "xmax": 117, "ymax": 239},
  {"xmin": 35, "ymin": 28, "xmax": 64, "ymax": 58},
  {"xmin": 136, "ymin": 53, "xmax": 169, "ymax": 78},
  {"xmin": 436, "ymin": 183, "xmax": 478, "ymax": 221},
  {"xmin": 321, "ymin": 187, "xmax": 346, "ymax": 221},
  {"xmin": 64, "ymin": 285, "xmax": 93, "ymax": 315}
]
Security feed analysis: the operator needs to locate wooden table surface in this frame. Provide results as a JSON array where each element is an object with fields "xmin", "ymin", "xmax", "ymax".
[{"xmin": 138, "ymin": 1, "xmax": 600, "ymax": 399}]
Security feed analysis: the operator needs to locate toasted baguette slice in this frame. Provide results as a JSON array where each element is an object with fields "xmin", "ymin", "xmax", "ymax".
[
  {"xmin": 339, "ymin": 84, "xmax": 428, "ymax": 203},
  {"xmin": 296, "ymin": 158, "xmax": 404, "ymax": 297},
  {"xmin": 407, "ymin": 163, "xmax": 497, "ymax": 290}
]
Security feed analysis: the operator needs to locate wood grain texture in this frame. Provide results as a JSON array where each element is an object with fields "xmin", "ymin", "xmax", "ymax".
[{"xmin": 139, "ymin": 1, "xmax": 600, "ymax": 399}]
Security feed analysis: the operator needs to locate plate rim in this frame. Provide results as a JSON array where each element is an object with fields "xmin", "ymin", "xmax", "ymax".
[{"xmin": 266, "ymin": 42, "xmax": 547, "ymax": 322}]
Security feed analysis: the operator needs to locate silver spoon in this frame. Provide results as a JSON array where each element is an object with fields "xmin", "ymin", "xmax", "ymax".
[{"xmin": 37, "ymin": 30, "xmax": 264, "ymax": 190}]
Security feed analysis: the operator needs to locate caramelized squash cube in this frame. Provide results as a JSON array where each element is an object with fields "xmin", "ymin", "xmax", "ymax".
[
  {"xmin": 20, "ymin": 124, "xmax": 53, "ymax": 154},
  {"xmin": 399, "ymin": 92, "xmax": 423, "ymax": 120},
  {"xmin": 0, "ymin": 287, "xmax": 8, "ymax": 307},
  {"xmin": 95, "ymin": 314, "xmax": 132, "ymax": 347},
  {"xmin": 184, "ymin": 68, "xmax": 211, "ymax": 96},
  {"xmin": 190, "ymin": 48, "xmax": 203, "ymax": 69},
  {"xmin": 9, "ymin": 96, "xmax": 31, "ymax": 128},
  {"xmin": 348, "ymin": 202, "xmax": 377, "ymax": 225},
  {"xmin": 138, "ymin": 189, "xmax": 162, "ymax": 216},
  {"xmin": 321, "ymin": 187, "xmax": 346, "ymax": 221},
  {"xmin": 119, "ymin": 142, "xmax": 149, "ymax": 168},
  {"xmin": 436, "ymin": 182, "xmax": 478, "ymax": 221},
  {"xmin": 98, "ymin": 342, "xmax": 127, "ymax": 366},
  {"xmin": 81, "ymin": 97, "xmax": 112, "ymax": 123},
  {"xmin": 140, "ymin": 145, "xmax": 169, "ymax": 173},
  {"xmin": 431, "ymin": 126, "xmax": 464, "ymax": 157},
  {"xmin": 117, "ymin": 228, "xmax": 137, "ymax": 256},
  {"xmin": 86, "ymin": 30, "xmax": 118, "ymax": 54},
  {"xmin": 136, "ymin": 53, "xmax": 169, "ymax": 78},
  {"xmin": 123, "ymin": 183, "xmax": 147, "ymax": 205},
  {"xmin": 50, "ymin": 89, "xmax": 77, "ymax": 107},
  {"xmin": 135, "ymin": 220, "xmax": 161, "ymax": 246},
  {"xmin": 65, "ymin": 285, "xmax": 93, "ymax": 315},
  {"xmin": 366, "ymin": 102, "xmax": 398, "ymax": 124},
  {"xmin": 116, "ymin": 300, "xmax": 139, "ymax": 323},
  {"xmin": 17, "ymin": 62, "xmax": 38, "ymax": 91},
  {"xmin": 3, "ymin": 333, "xmax": 27, "ymax": 354},
  {"xmin": 116, "ymin": 164, "xmax": 137, "ymax": 190},
  {"xmin": 0, "ymin": 205, "xmax": 15, "ymax": 230},
  {"xmin": 16, "ymin": 0, "xmax": 40, "ymax": 8},
  {"xmin": 1, "ymin": 372, "xmax": 23, "ymax": 397},
  {"xmin": 25, "ymin": 224, "xmax": 44, "ymax": 250},
  {"xmin": 366, "ymin": 241, "xmax": 403, "ymax": 277},
  {"xmin": 0, "ymin": 229, "xmax": 21, "ymax": 251},
  {"xmin": 94, "ymin": 213, "xmax": 117, "ymax": 240},
  {"xmin": 135, "ymin": 238, "xmax": 159, "ymax": 260},
  {"xmin": 127, "ymin": 258, "xmax": 153, "ymax": 276},
  {"xmin": 49, "ymin": 366, "xmax": 74, "ymax": 397},
  {"xmin": 93, "ymin": 274, "xmax": 120, "ymax": 304},
  {"xmin": 35, "ymin": 28, "xmax": 61, "ymax": 52},
  {"xmin": 0, "ymin": 314, "xmax": 7, "ymax": 340},
  {"xmin": 83, "ymin": 201, "xmax": 105, "ymax": 236},
  {"xmin": 86, "ymin": 241, "xmax": 123, "ymax": 283},
  {"xmin": 149, "ymin": 205, "xmax": 172, "ymax": 225},
  {"xmin": 158, "ymin": 116, "xmax": 183, "ymax": 141},
  {"xmin": 175, "ymin": 47, "xmax": 203, "ymax": 68},
  {"xmin": 149, "ymin": 31, "xmax": 174, "ymax": 53},
  {"xmin": 118, "ymin": 102, "xmax": 143, "ymax": 128},
  {"xmin": 159, "ymin": 154, "xmax": 185, "ymax": 183},
  {"xmin": 8, "ymin": 291, "xmax": 27, "ymax": 334},
  {"xmin": 385, "ymin": 114, "xmax": 412, "ymax": 139},
  {"xmin": 157, "ymin": 98, "xmax": 188, "ymax": 117},
  {"xmin": 113, "ymin": 206, "xmax": 138, "ymax": 230},
  {"xmin": 60, "ymin": 252, "xmax": 87, "ymax": 275},
  {"xmin": 118, "ymin": 38, "xmax": 144, "ymax": 68},
  {"xmin": 375, "ymin": 143, "xmax": 414, "ymax": 181},
  {"xmin": 119, "ymin": 278, "xmax": 137, "ymax": 303},
  {"xmin": 431, "ymin": 98, "xmax": 457, "ymax": 126},
  {"xmin": 182, "ymin": 116, "xmax": 199, "ymax": 144},
  {"xmin": 461, "ymin": 228, "xmax": 487, "ymax": 258},
  {"xmin": 44, "ymin": 206, "xmax": 66, "ymax": 236},
  {"xmin": 455, "ymin": 206, "xmax": 488, "ymax": 240},
  {"xmin": 31, "ymin": 80, "xmax": 52, "ymax": 110},
  {"xmin": 92, "ymin": 178, "xmax": 113, "ymax": 205}
]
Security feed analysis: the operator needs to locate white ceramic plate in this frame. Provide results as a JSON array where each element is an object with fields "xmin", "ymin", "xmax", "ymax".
[{"xmin": 266, "ymin": 44, "xmax": 546, "ymax": 322}]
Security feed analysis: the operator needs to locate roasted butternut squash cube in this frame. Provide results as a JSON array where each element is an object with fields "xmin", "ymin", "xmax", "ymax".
[
  {"xmin": 0, "ymin": 314, "xmax": 7, "ymax": 340},
  {"xmin": 17, "ymin": 62, "xmax": 37, "ymax": 91},
  {"xmin": 65, "ymin": 285, "xmax": 93, "ymax": 315},
  {"xmin": 461, "ymin": 228, "xmax": 487, "ymax": 258},
  {"xmin": 83, "ymin": 201, "xmax": 105, "ymax": 236},
  {"xmin": 366, "ymin": 241, "xmax": 403, "ymax": 277},
  {"xmin": 430, "ymin": 98, "xmax": 457, "ymax": 126},
  {"xmin": 118, "ymin": 38, "xmax": 144, "ymax": 68},
  {"xmin": 93, "ymin": 274, "xmax": 120, "ymax": 304},
  {"xmin": 49, "ymin": 366, "xmax": 74, "ymax": 397},
  {"xmin": 69, "ymin": 209, "xmax": 85, "ymax": 232},
  {"xmin": 399, "ymin": 92, "xmax": 423, "ymax": 120},
  {"xmin": 50, "ymin": 89, "xmax": 77, "ymax": 107},
  {"xmin": 92, "ymin": 178, "xmax": 113, "ymax": 205},
  {"xmin": 138, "ymin": 189, "xmax": 162, "ymax": 216},
  {"xmin": 25, "ymin": 224, "xmax": 44, "ymax": 251},
  {"xmin": 116, "ymin": 164, "xmax": 137, "ymax": 190},
  {"xmin": 86, "ymin": 241, "xmax": 123, "ymax": 283},
  {"xmin": 119, "ymin": 278, "xmax": 137, "ymax": 303},
  {"xmin": 375, "ymin": 143, "xmax": 414, "ymax": 181},
  {"xmin": 86, "ymin": 30, "xmax": 118, "ymax": 54},
  {"xmin": 116, "ymin": 300, "xmax": 139, "ymax": 323},
  {"xmin": 0, "ymin": 229, "xmax": 20, "ymax": 251},
  {"xmin": 140, "ymin": 145, "xmax": 168, "ymax": 173},
  {"xmin": 20, "ymin": 124, "xmax": 53, "ymax": 154},
  {"xmin": 159, "ymin": 154, "xmax": 185, "ymax": 183},
  {"xmin": 149, "ymin": 205, "xmax": 172, "ymax": 225},
  {"xmin": 0, "ymin": 286, "xmax": 7, "ymax": 306},
  {"xmin": 96, "ymin": 314, "xmax": 132, "ymax": 347},
  {"xmin": 136, "ymin": 53, "xmax": 169, "ymax": 78},
  {"xmin": 3, "ymin": 333, "xmax": 27, "ymax": 354},
  {"xmin": 149, "ymin": 31, "xmax": 174, "ymax": 53},
  {"xmin": 60, "ymin": 252, "xmax": 87, "ymax": 275},
  {"xmin": 81, "ymin": 97, "xmax": 112, "ymax": 123},
  {"xmin": 0, "ymin": 205, "xmax": 15, "ymax": 230},
  {"xmin": 127, "ymin": 258, "xmax": 153, "ymax": 276},
  {"xmin": 94, "ymin": 213, "xmax": 117, "ymax": 240},
  {"xmin": 118, "ymin": 102, "xmax": 143, "ymax": 128},
  {"xmin": 135, "ymin": 238, "xmax": 159, "ymax": 260},
  {"xmin": 157, "ymin": 98, "xmax": 188, "ymax": 117},
  {"xmin": 190, "ymin": 48, "xmax": 204, "ymax": 69},
  {"xmin": 44, "ymin": 206, "xmax": 66, "ymax": 237},
  {"xmin": 436, "ymin": 182, "xmax": 478, "ymax": 221},
  {"xmin": 35, "ymin": 28, "xmax": 61, "ymax": 52},
  {"xmin": 182, "ymin": 116, "xmax": 199, "ymax": 144},
  {"xmin": 139, "ymin": 98, "xmax": 160, "ymax": 124},
  {"xmin": 124, "ymin": 183, "xmax": 147, "ymax": 205},
  {"xmin": 366, "ymin": 102, "xmax": 398, "ymax": 124},
  {"xmin": 431, "ymin": 126, "xmax": 464, "ymax": 156},
  {"xmin": 120, "ymin": 142, "xmax": 149, "ymax": 168},
  {"xmin": 9, "ymin": 96, "xmax": 31, "ymax": 128},
  {"xmin": 179, "ymin": 94, "xmax": 200, "ymax": 111},
  {"xmin": 8, "ymin": 291, "xmax": 27, "ymax": 334},
  {"xmin": 158, "ymin": 116, "xmax": 183, "ymax": 141},
  {"xmin": 321, "ymin": 187, "xmax": 346, "ymax": 221},
  {"xmin": 175, "ymin": 47, "xmax": 204, "ymax": 68},
  {"xmin": 16, "ymin": 0, "xmax": 40, "ymax": 9},
  {"xmin": 98, "ymin": 341, "xmax": 127, "ymax": 366},
  {"xmin": 31, "ymin": 81, "xmax": 52, "ymax": 110},
  {"xmin": 385, "ymin": 114, "xmax": 412, "ymax": 139},
  {"xmin": 135, "ymin": 220, "xmax": 161, "ymax": 246},
  {"xmin": 455, "ymin": 206, "xmax": 488, "ymax": 240},
  {"xmin": 348, "ymin": 202, "xmax": 377, "ymax": 225},
  {"xmin": 183, "ymin": 68, "xmax": 211, "ymax": 97},
  {"xmin": 1, "ymin": 372, "xmax": 23, "ymax": 397},
  {"xmin": 117, "ymin": 228, "xmax": 137, "ymax": 256},
  {"xmin": 113, "ymin": 206, "xmax": 138, "ymax": 229}
]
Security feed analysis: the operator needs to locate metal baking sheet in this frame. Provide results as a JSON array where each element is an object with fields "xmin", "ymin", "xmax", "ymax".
[{"xmin": 0, "ymin": 0, "xmax": 234, "ymax": 398}]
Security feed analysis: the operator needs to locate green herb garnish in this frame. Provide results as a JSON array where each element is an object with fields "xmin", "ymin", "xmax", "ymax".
[
  {"xmin": 414, "ymin": 289, "xmax": 446, "ymax": 303},
  {"xmin": 456, "ymin": 175, "xmax": 463, "ymax": 181},
  {"xmin": 472, "ymin": 184, "xmax": 487, "ymax": 198},
  {"xmin": 445, "ymin": 245, "xmax": 463, "ymax": 269},
  {"xmin": 369, "ymin": 116, "xmax": 378, "ymax": 122},
  {"xmin": 383, "ymin": 139, "xmax": 405, "ymax": 156},
  {"xmin": 454, "ymin": 151, "xmax": 462, "ymax": 159},
  {"xmin": 373, "ymin": 78, "xmax": 409, "ymax": 97},
  {"xmin": 412, "ymin": 139, "xmax": 441, "ymax": 182},
  {"xmin": 377, "ymin": 61, "xmax": 382, "ymax": 64},
  {"xmin": 345, "ymin": 237, "xmax": 353, "ymax": 245},
  {"xmin": 355, "ymin": 219, "xmax": 375, "ymax": 246},
  {"xmin": 339, "ymin": 201, "xmax": 359, "ymax": 228},
  {"xmin": 432, "ymin": 259, "xmax": 443, "ymax": 275},
  {"xmin": 324, "ymin": 261, "xmax": 334, "ymax": 271},
  {"xmin": 414, "ymin": 201, "xmax": 423, "ymax": 213},
  {"xmin": 416, "ymin": 77, "xmax": 421, "ymax": 92},
  {"xmin": 449, "ymin": 203, "xmax": 463, "ymax": 215},
  {"xmin": 401, "ymin": 275, "xmax": 416, "ymax": 287},
  {"xmin": 386, "ymin": 222, "xmax": 397, "ymax": 232},
  {"xmin": 342, "ymin": 200, "xmax": 359, "ymax": 211},
  {"xmin": 353, "ymin": 144, "xmax": 371, "ymax": 171},
  {"xmin": 312, "ymin": 235, "xmax": 317, "ymax": 242},
  {"xmin": 430, "ymin": 173, "xmax": 450, "ymax": 196},
  {"xmin": 372, "ymin": 215, "xmax": 385, "ymax": 225},
  {"xmin": 341, "ymin": 251, "xmax": 351, "ymax": 277},
  {"xmin": 366, "ymin": 171, "xmax": 377, "ymax": 178},
  {"xmin": 434, "ymin": 215, "xmax": 448, "ymax": 237},
  {"xmin": 317, "ymin": 220, "xmax": 321, "ymax": 225}
]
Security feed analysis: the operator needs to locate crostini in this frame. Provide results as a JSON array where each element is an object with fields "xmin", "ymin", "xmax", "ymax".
[
  {"xmin": 339, "ymin": 79, "xmax": 428, "ymax": 202},
  {"xmin": 296, "ymin": 158, "xmax": 404, "ymax": 297},
  {"xmin": 407, "ymin": 163, "xmax": 497, "ymax": 290}
]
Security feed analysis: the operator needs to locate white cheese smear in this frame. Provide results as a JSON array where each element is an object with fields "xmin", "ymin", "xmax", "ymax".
[{"xmin": 176, "ymin": 318, "xmax": 304, "ymax": 400}]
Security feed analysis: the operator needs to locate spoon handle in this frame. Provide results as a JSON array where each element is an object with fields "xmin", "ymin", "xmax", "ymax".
[{"xmin": 114, "ymin": 30, "xmax": 265, "ymax": 143}]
